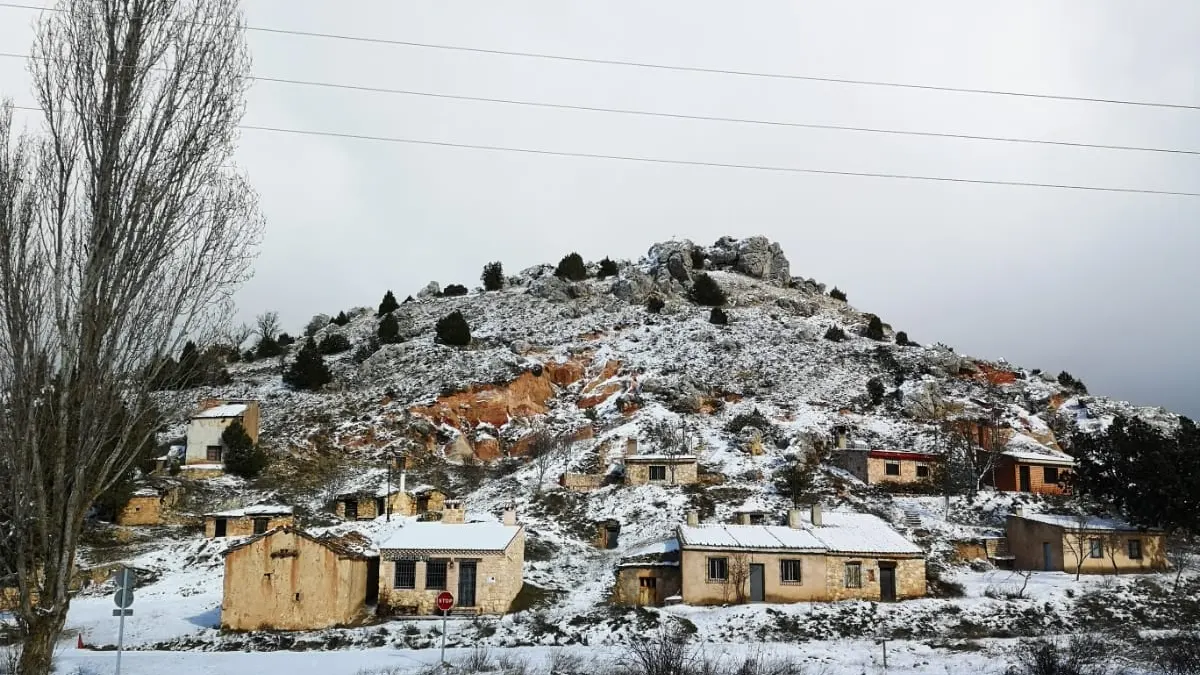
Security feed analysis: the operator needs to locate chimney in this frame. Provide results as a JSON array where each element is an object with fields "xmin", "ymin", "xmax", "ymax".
[
  {"xmin": 788, "ymin": 509, "xmax": 802, "ymax": 529},
  {"xmin": 736, "ymin": 512, "xmax": 751, "ymax": 525},
  {"xmin": 810, "ymin": 503, "xmax": 823, "ymax": 527},
  {"xmin": 625, "ymin": 438, "xmax": 638, "ymax": 457},
  {"xmin": 685, "ymin": 510, "xmax": 699, "ymax": 527},
  {"xmin": 399, "ymin": 469, "xmax": 407, "ymax": 495},
  {"xmin": 502, "ymin": 505, "xmax": 517, "ymax": 526},
  {"xmin": 442, "ymin": 499, "xmax": 465, "ymax": 524},
  {"xmin": 1014, "ymin": 507, "xmax": 1026, "ymax": 519}
]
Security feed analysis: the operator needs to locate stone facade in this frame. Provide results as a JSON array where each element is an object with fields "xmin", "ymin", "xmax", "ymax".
[
  {"xmin": 334, "ymin": 489, "xmax": 448, "ymax": 521},
  {"xmin": 821, "ymin": 555, "xmax": 926, "ymax": 601},
  {"xmin": 116, "ymin": 486, "xmax": 183, "ymax": 526},
  {"xmin": 377, "ymin": 528, "xmax": 525, "ymax": 616},
  {"xmin": 1006, "ymin": 515, "xmax": 1167, "ymax": 574},
  {"xmin": 205, "ymin": 512, "xmax": 295, "ymax": 538},
  {"xmin": 613, "ymin": 565, "xmax": 682, "ymax": 606},
  {"xmin": 624, "ymin": 456, "xmax": 698, "ymax": 486},
  {"xmin": 220, "ymin": 528, "xmax": 376, "ymax": 631},
  {"xmin": 560, "ymin": 472, "xmax": 605, "ymax": 492},
  {"xmin": 833, "ymin": 449, "xmax": 939, "ymax": 486}
]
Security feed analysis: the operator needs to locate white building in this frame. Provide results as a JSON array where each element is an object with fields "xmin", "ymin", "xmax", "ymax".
[{"xmin": 184, "ymin": 399, "xmax": 260, "ymax": 467}]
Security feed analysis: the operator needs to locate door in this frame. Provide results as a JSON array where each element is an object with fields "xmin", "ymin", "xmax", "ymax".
[
  {"xmin": 365, "ymin": 559, "xmax": 379, "ymax": 605},
  {"xmin": 344, "ymin": 500, "xmax": 358, "ymax": 520},
  {"xmin": 213, "ymin": 518, "xmax": 227, "ymax": 538},
  {"xmin": 879, "ymin": 565, "xmax": 897, "ymax": 602},
  {"xmin": 1018, "ymin": 465, "xmax": 1032, "ymax": 492},
  {"xmin": 458, "ymin": 561, "xmax": 477, "ymax": 608},
  {"xmin": 749, "ymin": 564, "xmax": 765, "ymax": 602},
  {"xmin": 1042, "ymin": 542, "xmax": 1053, "ymax": 571},
  {"xmin": 637, "ymin": 577, "xmax": 657, "ymax": 605}
]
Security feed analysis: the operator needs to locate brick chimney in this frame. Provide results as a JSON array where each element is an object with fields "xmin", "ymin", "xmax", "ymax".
[
  {"xmin": 1014, "ymin": 507, "xmax": 1026, "ymax": 518},
  {"xmin": 810, "ymin": 503, "xmax": 823, "ymax": 527},
  {"xmin": 442, "ymin": 499, "xmax": 465, "ymax": 524},
  {"xmin": 685, "ymin": 510, "xmax": 699, "ymax": 527},
  {"xmin": 502, "ymin": 505, "xmax": 517, "ymax": 526},
  {"xmin": 787, "ymin": 509, "xmax": 802, "ymax": 529}
]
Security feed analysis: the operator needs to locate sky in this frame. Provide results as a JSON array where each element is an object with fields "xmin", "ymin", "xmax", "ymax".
[{"xmin": 1, "ymin": 1, "xmax": 1199, "ymax": 418}]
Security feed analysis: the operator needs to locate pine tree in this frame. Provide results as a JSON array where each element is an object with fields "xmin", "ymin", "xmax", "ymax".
[
  {"xmin": 645, "ymin": 296, "xmax": 665, "ymax": 314},
  {"xmin": 867, "ymin": 377, "xmax": 885, "ymax": 406},
  {"xmin": 709, "ymin": 307, "xmax": 729, "ymax": 325},
  {"xmin": 377, "ymin": 290, "xmax": 400, "ymax": 316},
  {"xmin": 318, "ymin": 332, "xmax": 351, "ymax": 354},
  {"xmin": 221, "ymin": 420, "xmax": 268, "ymax": 478},
  {"xmin": 555, "ymin": 252, "xmax": 588, "ymax": 281},
  {"xmin": 284, "ymin": 338, "xmax": 332, "ymax": 390},
  {"xmin": 176, "ymin": 340, "xmax": 200, "ymax": 388},
  {"xmin": 442, "ymin": 284, "xmax": 468, "ymax": 297},
  {"xmin": 829, "ymin": 287, "xmax": 847, "ymax": 302},
  {"xmin": 255, "ymin": 334, "xmax": 282, "ymax": 359},
  {"xmin": 436, "ymin": 310, "xmax": 471, "ymax": 346},
  {"xmin": 688, "ymin": 273, "xmax": 727, "ymax": 306},
  {"xmin": 481, "ymin": 261, "xmax": 504, "ymax": 291},
  {"xmin": 597, "ymin": 257, "xmax": 619, "ymax": 279},
  {"xmin": 353, "ymin": 336, "xmax": 382, "ymax": 364},
  {"xmin": 824, "ymin": 326, "xmax": 848, "ymax": 342},
  {"xmin": 896, "ymin": 331, "xmax": 910, "ymax": 346},
  {"xmin": 277, "ymin": 333, "xmax": 295, "ymax": 347},
  {"xmin": 864, "ymin": 315, "xmax": 885, "ymax": 341},
  {"xmin": 330, "ymin": 311, "xmax": 350, "ymax": 327},
  {"xmin": 378, "ymin": 313, "xmax": 401, "ymax": 344}
]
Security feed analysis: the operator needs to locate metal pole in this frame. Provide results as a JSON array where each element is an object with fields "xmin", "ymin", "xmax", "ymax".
[
  {"xmin": 881, "ymin": 638, "xmax": 888, "ymax": 671},
  {"xmin": 386, "ymin": 459, "xmax": 391, "ymax": 522},
  {"xmin": 115, "ymin": 610, "xmax": 126, "ymax": 675},
  {"xmin": 440, "ymin": 608, "xmax": 448, "ymax": 668}
]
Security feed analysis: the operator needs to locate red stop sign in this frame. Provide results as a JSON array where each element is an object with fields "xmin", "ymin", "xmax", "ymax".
[{"xmin": 435, "ymin": 591, "xmax": 455, "ymax": 612}]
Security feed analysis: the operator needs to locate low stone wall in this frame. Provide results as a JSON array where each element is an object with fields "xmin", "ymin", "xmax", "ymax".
[{"xmin": 560, "ymin": 472, "xmax": 604, "ymax": 492}]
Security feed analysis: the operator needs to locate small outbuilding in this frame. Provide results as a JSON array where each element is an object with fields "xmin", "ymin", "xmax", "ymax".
[
  {"xmin": 990, "ymin": 447, "xmax": 1074, "ymax": 495},
  {"xmin": 613, "ymin": 538, "xmax": 682, "ymax": 606},
  {"xmin": 334, "ymin": 483, "xmax": 449, "ymax": 521},
  {"xmin": 833, "ymin": 448, "xmax": 941, "ymax": 486},
  {"xmin": 116, "ymin": 484, "xmax": 184, "ymax": 526},
  {"xmin": 220, "ymin": 526, "xmax": 379, "ymax": 631},
  {"xmin": 623, "ymin": 454, "xmax": 699, "ymax": 486},
  {"xmin": 594, "ymin": 519, "xmax": 622, "ymax": 549},
  {"xmin": 184, "ymin": 398, "xmax": 261, "ymax": 472},
  {"xmin": 1006, "ymin": 511, "xmax": 1167, "ymax": 574},
  {"xmin": 205, "ymin": 504, "xmax": 295, "ymax": 538}
]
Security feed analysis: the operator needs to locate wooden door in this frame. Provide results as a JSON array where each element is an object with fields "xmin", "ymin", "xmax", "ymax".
[
  {"xmin": 637, "ymin": 577, "xmax": 657, "ymax": 605},
  {"xmin": 458, "ymin": 561, "xmax": 477, "ymax": 607},
  {"xmin": 879, "ymin": 565, "xmax": 897, "ymax": 601},
  {"xmin": 749, "ymin": 564, "xmax": 765, "ymax": 602},
  {"xmin": 1019, "ymin": 465, "xmax": 1032, "ymax": 492}
]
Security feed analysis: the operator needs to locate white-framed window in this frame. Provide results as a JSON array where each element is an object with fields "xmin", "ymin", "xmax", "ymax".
[{"xmin": 707, "ymin": 557, "xmax": 728, "ymax": 582}]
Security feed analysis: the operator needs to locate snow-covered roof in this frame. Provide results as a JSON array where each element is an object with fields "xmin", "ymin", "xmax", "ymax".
[
  {"xmin": 1014, "ymin": 513, "xmax": 1160, "ymax": 533},
  {"xmin": 625, "ymin": 454, "xmax": 697, "ymax": 462},
  {"xmin": 1002, "ymin": 434, "xmax": 1075, "ymax": 466},
  {"xmin": 377, "ymin": 522, "xmax": 522, "ymax": 553},
  {"xmin": 206, "ymin": 504, "xmax": 294, "ymax": 518},
  {"xmin": 618, "ymin": 538, "xmax": 681, "ymax": 567},
  {"xmin": 801, "ymin": 512, "xmax": 925, "ymax": 556},
  {"xmin": 192, "ymin": 403, "xmax": 248, "ymax": 419},
  {"xmin": 677, "ymin": 525, "xmax": 825, "ymax": 552},
  {"xmin": 222, "ymin": 526, "xmax": 377, "ymax": 559}
]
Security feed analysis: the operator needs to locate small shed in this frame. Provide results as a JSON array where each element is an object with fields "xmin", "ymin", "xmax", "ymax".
[
  {"xmin": 623, "ymin": 454, "xmax": 699, "ymax": 486},
  {"xmin": 116, "ymin": 484, "xmax": 183, "ymax": 526},
  {"xmin": 594, "ymin": 519, "xmax": 622, "ymax": 549},
  {"xmin": 613, "ymin": 538, "xmax": 682, "ymax": 606},
  {"xmin": 205, "ymin": 504, "xmax": 295, "ymax": 538},
  {"xmin": 1006, "ymin": 511, "xmax": 1167, "ymax": 574},
  {"xmin": 334, "ymin": 484, "xmax": 450, "ymax": 521}
]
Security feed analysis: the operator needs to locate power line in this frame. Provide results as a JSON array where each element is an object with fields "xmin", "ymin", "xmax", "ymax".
[
  {"xmin": 9, "ymin": 103, "xmax": 1198, "ymax": 197},
  {"xmin": 0, "ymin": 52, "xmax": 1194, "ymax": 158},
  {"xmin": 1, "ymin": 1, "xmax": 1198, "ymax": 112}
]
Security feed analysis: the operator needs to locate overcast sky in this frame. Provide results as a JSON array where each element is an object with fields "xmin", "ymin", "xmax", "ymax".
[{"xmin": 2, "ymin": 1, "xmax": 1199, "ymax": 418}]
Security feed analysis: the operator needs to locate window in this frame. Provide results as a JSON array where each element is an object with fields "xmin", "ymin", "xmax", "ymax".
[
  {"xmin": 885, "ymin": 463, "xmax": 901, "ymax": 476},
  {"xmin": 707, "ymin": 557, "xmax": 728, "ymax": 582},
  {"xmin": 649, "ymin": 466, "xmax": 667, "ymax": 481},
  {"xmin": 425, "ymin": 559, "xmax": 448, "ymax": 590},
  {"xmin": 393, "ymin": 560, "xmax": 416, "ymax": 589},
  {"xmin": 1044, "ymin": 467, "xmax": 1060, "ymax": 484},
  {"xmin": 1089, "ymin": 538, "xmax": 1103, "ymax": 559},
  {"xmin": 206, "ymin": 445, "xmax": 222, "ymax": 462},
  {"xmin": 344, "ymin": 500, "xmax": 358, "ymax": 520},
  {"xmin": 1127, "ymin": 539, "xmax": 1143, "ymax": 560},
  {"xmin": 780, "ymin": 559, "xmax": 802, "ymax": 584},
  {"xmin": 844, "ymin": 562, "xmax": 863, "ymax": 588},
  {"xmin": 748, "ymin": 513, "xmax": 765, "ymax": 525},
  {"xmin": 915, "ymin": 465, "xmax": 930, "ymax": 479},
  {"xmin": 253, "ymin": 518, "xmax": 269, "ymax": 535}
]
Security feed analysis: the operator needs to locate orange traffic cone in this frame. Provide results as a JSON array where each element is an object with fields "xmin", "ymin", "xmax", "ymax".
[{"xmin": 77, "ymin": 633, "xmax": 84, "ymax": 649}]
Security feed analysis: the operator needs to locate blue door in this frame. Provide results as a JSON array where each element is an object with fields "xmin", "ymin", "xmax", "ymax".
[{"xmin": 1042, "ymin": 542, "xmax": 1053, "ymax": 571}]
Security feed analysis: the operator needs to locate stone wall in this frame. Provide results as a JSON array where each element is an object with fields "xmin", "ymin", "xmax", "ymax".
[
  {"xmin": 821, "ymin": 555, "xmax": 925, "ymax": 601},
  {"xmin": 560, "ymin": 472, "xmax": 604, "ymax": 492},
  {"xmin": 865, "ymin": 457, "xmax": 936, "ymax": 485},
  {"xmin": 613, "ymin": 565, "xmax": 682, "ymax": 606},
  {"xmin": 378, "ymin": 530, "xmax": 525, "ymax": 615},
  {"xmin": 117, "ymin": 495, "xmax": 164, "ymax": 526},
  {"xmin": 205, "ymin": 514, "xmax": 295, "ymax": 538},
  {"xmin": 625, "ymin": 459, "xmax": 698, "ymax": 486},
  {"xmin": 220, "ymin": 530, "xmax": 372, "ymax": 631}
]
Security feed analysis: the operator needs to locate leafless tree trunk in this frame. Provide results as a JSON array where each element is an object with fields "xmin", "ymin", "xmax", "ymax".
[
  {"xmin": 0, "ymin": 2, "xmax": 260, "ymax": 672},
  {"xmin": 526, "ymin": 427, "xmax": 565, "ymax": 495},
  {"xmin": 1061, "ymin": 518, "xmax": 1094, "ymax": 581},
  {"xmin": 725, "ymin": 553, "xmax": 750, "ymax": 604},
  {"xmin": 1165, "ymin": 533, "xmax": 1195, "ymax": 594},
  {"xmin": 255, "ymin": 311, "xmax": 280, "ymax": 341}
]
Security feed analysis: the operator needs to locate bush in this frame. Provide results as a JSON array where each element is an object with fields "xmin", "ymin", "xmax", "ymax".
[
  {"xmin": 690, "ymin": 248, "xmax": 706, "ymax": 270},
  {"xmin": 709, "ymin": 307, "xmax": 728, "ymax": 325},
  {"xmin": 829, "ymin": 287, "xmax": 847, "ymax": 301},
  {"xmin": 646, "ymin": 296, "xmax": 665, "ymax": 314},
  {"xmin": 436, "ymin": 310, "xmax": 471, "ymax": 346},
  {"xmin": 277, "ymin": 332, "xmax": 295, "ymax": 347},
  {"xmin": 688, "ymin": 273, "xmax": 727, "ymax": 306},
  {"xmin": 824, "ymin": 326, "xmax": 847, "ymax": 342},
  {"xmin": 318, "ymin": 332, "xmax": 351, "ymax": 354},
  {"xmin": 597, "ymin": 256, "xmax": 619, "ymax": 279},
  {"xmin": 896, "ymin": 331, "xmax": 911, "ymax": 346},
  {"xmin": 222, "ymin": 420, "xmax": 268, "ymax": 478},
  {"xmin": 352, "ymin": 336, "xmax": 381, "ymax": 364},
  {"xmin": 555, "ymin": 252, "xmax": 588, "ymax": 281},
  {"xmin": 284, "ymin": 338, "xmax": 332, "ymax": 390},
  {"xmin": 1004, "ymin": 636, "xmax": 1112, "ymax": 675},
  {"xmin": 330, "ymin": 311, "xmax": 350, "ymax": 327},
  {"xmin": 481, "ymin": 261, "xmax": 504, "ymax": 291},
  {"xmin": 442, "ymin": 284, "xmax": 468, "ymax": 297},
  {"xmin": 1151, "ymin": 631, "xmax": 1200, "ymax": 675},
  {"xmin": 1058, "ymin": 371, "xmax": 1088, "ymax": 394},
  {"xmin": 377, "ymin": 290, "xmax": 399, "ymax": 317},
  {"xmin": 867, "ymin": 376, "xmax": 885, "ymax": 406},
  {"xmin": 255, "ymin": 335, "xmax": 282, "ymax": 359},
  {"xmin": 726, "ymin": 409, "xmax": 772, "ymax": 435},
  {"xmin": 378, "ymin": 313, "xmax": 401, "ymax": 344},
  {"xmin": 864, "ymin": 314, "xmax": 885, "ymax": 340}
]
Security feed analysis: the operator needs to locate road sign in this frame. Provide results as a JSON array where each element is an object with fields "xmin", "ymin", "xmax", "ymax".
[
  {"xmin": 113, "ymin": 567, "xmax": 136, "ymax": 590},
  {"xmin": 112, "ymin": 609, "xmax": 133, "ymax": 617},
  {"xmin": 113, "ymin": 587, "xmax": 134, "ymax": 609},
  {"xmin": 435, "ymin": 591, "xmax": 455, "ymax": 612}
]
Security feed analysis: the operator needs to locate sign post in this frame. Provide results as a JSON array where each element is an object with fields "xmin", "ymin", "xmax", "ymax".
[
  {"xmin": 435, "ymin": 591, "xmax": 455, "ymax": 668},
  {"xmin": 112, "ymin": 567, "xmax": 136, "ymax": 675}
]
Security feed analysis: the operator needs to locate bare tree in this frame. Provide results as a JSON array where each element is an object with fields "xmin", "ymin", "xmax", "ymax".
[
  {"xmin": 1165, "ymin": 533, "xmax": 1196, "ymax": 594},
  {"xmin": 255, "ymin": 311, "xmax": 280, "ymax": 341},
  {"xmin": 1061, "ymin": 516, "xmax": 1095, "ymax": 581},
  {"xmin": 725, "ymin": 552, "xmax": 751, "ymax": 604},
  {"xmin": 0, "ymin": 2, "xmax": 261, "ymax": 671},
  {"xmin": 226, "ymin": 321, "xmax": 254, "ymax": 351},
  {"xmin": 526, "ymin": 427, "xmax": 566, "ymax": 495}
]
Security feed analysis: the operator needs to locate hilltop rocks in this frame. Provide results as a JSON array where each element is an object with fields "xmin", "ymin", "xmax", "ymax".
[
  {"xmin": 647, "ymin": 239, "xmax": 697, "ymax": 284},
  {"xmin": 610, "ymin": 268, "xmax": 654, "ymax": 303},
  {"xmin": 709, "ymin": 236, "xmax": 790, "ymax": 286},
  {"xmin": 529, "ymin": 275, "xmax": 571, "ymax": 302},
  {"xmin": 417, "ymin": 281, "xmax": 441, "ymax": 299}
]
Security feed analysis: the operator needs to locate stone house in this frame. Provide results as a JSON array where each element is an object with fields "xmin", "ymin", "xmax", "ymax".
[
  {"xmin": 623, "ymin": 454, "xmax": 698, "ymax": 486},
  {"xmin": 613, "ymin": 539, "xmax": 682, "ymax": 606},
  {"xmin": 376, "ymin": 508, "xmax": 524, "ymax": 616},
  {"xmin": 116, "ymin": 484, "xmax": 184, "ymax": 526},
  {"xmin": 184, "ymin": 399, "xmax": 261, "ymax": 471},
  {"xmin": 673, "ymin": 506, "xmax": 925, "ymax": 605},
  {"xmin": 1006, "ymin": 511, "xmax": 1167, "ymax": 574},
  {"xmin": 205, "ymin": 504, "xmax": 295, "ymax": 538},
  {"xmin": 220, "ymin": 527, "xmax": 379, "ymax": 631},
  {"xmin": 990, "ymin": 447, "xmax": 1074, "ymax": 495},
  {"xmin": 833, "ymin": 449, "xmax": 941, "ymax": 486},
  {"xmin": 334, "ymin": 484, "xmax": 449, "ymax": 522}
]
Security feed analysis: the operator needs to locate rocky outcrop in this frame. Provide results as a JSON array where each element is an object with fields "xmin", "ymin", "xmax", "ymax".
[
  {"xmin": 529, "ymin": 275, "xmax": 571, "ymax": 303},
  {"xmin": 647, "ymin": 239, "xmax": 696, "ymax": 284},
  {"xmin": 417, "ymin": 281, "xmax": 441, "ymax": 299},
  {"xmin": 609, "ymin": 267, "xmax": 654, "ymax": 303},
  {"xmin": 705, "ymin": 236, "xmax": 790, "ymax": 286}
]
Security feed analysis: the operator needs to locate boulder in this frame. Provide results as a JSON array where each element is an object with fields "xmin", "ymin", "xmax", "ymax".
[
  {"xmin": 417, "ymin": 281, "xmax": 441, "ymax": 299},
  {"xmin": 528, "ymin": 275, "xmax": 571, "ymax": 302},
  {"xmin": 510, "ymin": 340, "xmax": 533, "ymax": 355},
  {"xmin": 706, "ymin": 236, "xmax": 791, "ymax": 287},
  {"xmin": 610, "ymin": 268, "xmax": 654, "ymax": 303},
  {"xmin": 647, "ymin": 240, "xmax": 696, "ymax": 283}
]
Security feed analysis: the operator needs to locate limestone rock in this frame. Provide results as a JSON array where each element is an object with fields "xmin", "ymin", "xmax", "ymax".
[
  {"xmin": 610, "ymin": 268, "xmax": 653, "ymax": 303},
  {"xmin": 417, "ymin": 281, "xmax": 441, "ymax": 299},
  {"xmin": 510, "ymin": 339, "xmax": 533, "ymax": 355},
  {"xmin": 647, "ymin": 240, "xmax": 696, "ymax": 284},
  {"xmin": 705, "ymin": 236, "xmax": 791, "ymax": 287},
  {"xmin": 529, "ymin": 275, "xmax": 571, "ymax": 302}
]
